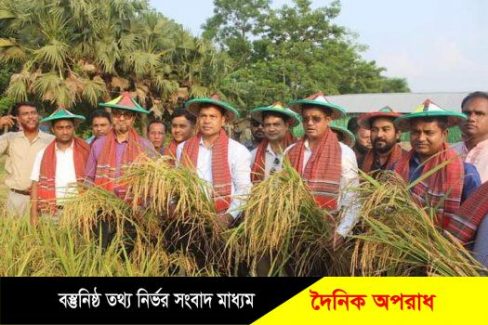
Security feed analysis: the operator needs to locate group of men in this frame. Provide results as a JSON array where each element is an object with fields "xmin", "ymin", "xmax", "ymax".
[{"xmin": 1, "ymin": 90, "xmax": 488, "ymax": 267}]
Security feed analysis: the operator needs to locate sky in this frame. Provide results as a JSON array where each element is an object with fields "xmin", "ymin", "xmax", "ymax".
[{"xmin": 149, "ymin": 0, "xmax": 488, "ymax": 93}]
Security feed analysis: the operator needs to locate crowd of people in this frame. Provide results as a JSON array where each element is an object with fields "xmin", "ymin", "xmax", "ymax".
[{"xmin": 1, "ymin": 90, "xmax": 487, "ymax": 268}]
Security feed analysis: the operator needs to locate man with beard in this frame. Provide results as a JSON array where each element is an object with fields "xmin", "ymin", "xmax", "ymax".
[
  {"xmin": 177, "ymin": 94, "xmax": 251, "ymax": 230},
  {"xmin": 0, "ymin": 102, "xmax": 54, "ymax": 217},
  {"xmin": 286, "ymin": 92, "xmax": 360, "ymax": 247},
  {"xmin": 347, "ymin": 116, "xmax": 372, "ymax": 167},
  {"xmin": 243, "ymin": 118, "xmax": 265, "ymax": 151},
  {"xmin": 249, "ymin": 102, "xmax": 300, "ymax": 182},
  {"xmin": 452, "ymin": 91, "xmax": 488, "ymax": 183},
  {"xmin": 30, "ymin": 109, "xmax": 89, "ymax": 224},
  {"xmin": 394, "ymin": 100, "xmax": 480, "ymax": 233},
  {"xmin": 359, "ymin": 107, "xmax": 405, "ymax": 173}
]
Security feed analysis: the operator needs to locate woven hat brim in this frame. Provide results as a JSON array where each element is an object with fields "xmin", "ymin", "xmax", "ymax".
[
  {"xmin": 250, "ymin": 107, "xmax": 301, "ymax": 127},
  {"xmin": 289, "ymin": 99, "xmax": 346, "ymax": 120},
  {"xmin": 330, "ymin": 126, "xmax": 355, "ymax": 148},
  {"xmin": 395, "ymin": 111, "xmax": 466, "ymax": 132},
  {"xmin": 99, "ymin": 103, "xmax": 149, "ymax": 114},
  {"xmin": 359, "ymin": 112, "xmax": 402, "ymax": 129},
  {"xmin": 41, "ymin": 114, "xmax": 86, "ymax": 123},
  {"xmin": 185, "ymin": 98, "xmax": 239, "ymax": 122}
]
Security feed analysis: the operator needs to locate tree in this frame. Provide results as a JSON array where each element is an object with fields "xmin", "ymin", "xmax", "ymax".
[
  {"xmin": 0, "ymin": 0, "xmax": 224, "ymax": 121},
  {"xmin": 203, "ymin": 0, "xmax": 410, "ymax": 112}
]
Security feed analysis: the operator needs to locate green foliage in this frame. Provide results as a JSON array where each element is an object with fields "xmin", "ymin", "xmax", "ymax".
[
  {"xmin": 204, "ymin": 0, "xmax": 410, "ymax": 113},
  {"xmin": 0, "ymin": 0, "xmax": 410, "ymax": 125},
  {"xmin": 0, "ymin": 0, "xmax": 223, "ymax": 122}
]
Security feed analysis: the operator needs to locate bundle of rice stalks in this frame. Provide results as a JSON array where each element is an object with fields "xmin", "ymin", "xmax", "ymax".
[
  {"xmin": 0, "ymin": 216, "xmax": 216, "ymax": 276},
  {"xmin": 123, "ymin": 156, "xmax": 228, "ymax": 273},
  {"xmin": 60, "ymin": 185, "xmax": 135, "ymax": 241},
  {"xmin": 226, "ymin": 162, "xmax": 334, "ymax": 276},
  {"xmin": 351, "ymin": 171, "xmax": 487, "ymax": 276}
]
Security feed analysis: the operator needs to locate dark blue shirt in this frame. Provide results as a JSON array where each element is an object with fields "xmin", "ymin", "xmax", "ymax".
[{"xmin": 408, "ymin": 154, "xmax": 481, "ymax": 203}]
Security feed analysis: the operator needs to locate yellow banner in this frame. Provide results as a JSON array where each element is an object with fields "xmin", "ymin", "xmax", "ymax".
[{"xmin": 255, "ymin": 277, "xmax": 488, "ymax": 324}]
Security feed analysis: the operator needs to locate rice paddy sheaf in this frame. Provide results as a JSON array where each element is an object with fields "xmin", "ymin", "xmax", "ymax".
[{"xmin": 0, "ymin": 158, "xmax": 486, "ymax": 276}]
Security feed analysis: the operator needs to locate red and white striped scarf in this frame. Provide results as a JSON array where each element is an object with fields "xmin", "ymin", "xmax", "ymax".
[
  {"xmin": 448, "ymin": 181, "xmax": 488, "ymax": 245},
  {"xmin": 94, "ymin": 128, "xmax": 145, "ymax": 200},
  {"xmin": 361, "ymin": 143, "xmax": 405, "ymax": 173},
  {"xmin": 181, "ymin": 129, "xmax": 232, "ymax": 215},
  {"xmin": 394, "ymin": 143, "xmax": 464, "ymax": 229},
  {"xmin": 38, "ymin": 137, "xmax": 90, "ymax": 213},
  {"xmin": 251, "ymin": 132, "xmax": 295, "ymax": 183},
  {"xmin": 286, "ymin": 128, "xmax": 342, "ymax": 210}
]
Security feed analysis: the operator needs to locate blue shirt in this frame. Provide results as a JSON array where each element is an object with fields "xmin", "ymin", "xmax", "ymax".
[{"xmin": 408, "ymin": 154, "xmax": 481, "ymax": 203}]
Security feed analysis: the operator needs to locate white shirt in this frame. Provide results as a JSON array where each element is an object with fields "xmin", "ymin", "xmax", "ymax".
[
  {"xmin": 250, "ymin": 144, "xmax": 284, "ymax": 179},
  {"xmin": 285, "ymin": 140, "xmax": 360, "ymax": 237},
  {"xmin": 176, "ymin": 137, "xmax": 252, "ymax": 219},
  {"xmin": 452, "ymin": 139, "xmax": 488, "ymax": 184},
  {"xmin": 31, "ymin": 141, "xmax": 79, "ymax": 203}
]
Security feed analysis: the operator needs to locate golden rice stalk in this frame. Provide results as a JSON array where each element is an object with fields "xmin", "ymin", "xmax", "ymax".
[
  {"xmin": 226, "ymin": 162, "xmax": 334, "ymax": 276},
  {"xmin": 60, "ymin": 185, "xmax": 133, "ymax": 240},
  {"xmin": 352, "ymin": 170, "xmax": 487, "ymax": 276},
  {"xmin": 123, "ymin": 156, "xmax": 228, "ymax": 272}
]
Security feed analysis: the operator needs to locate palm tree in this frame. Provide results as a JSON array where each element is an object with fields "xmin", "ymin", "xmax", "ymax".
[{"xmin": 0, "ymin": 0, "xmax": 225, "ymax": 117}]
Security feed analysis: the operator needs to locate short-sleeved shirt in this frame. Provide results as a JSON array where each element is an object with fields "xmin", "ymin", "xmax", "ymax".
[{"xmin": 0, "ymin": 131, "xmax": 54, "ymax": 191}]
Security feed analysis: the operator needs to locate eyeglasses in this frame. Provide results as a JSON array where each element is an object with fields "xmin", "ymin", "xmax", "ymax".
[
  {"xmin": 303, "ymin": 115, "xmax": 325, "ymax": 124},
  {"xmin": 112, "ymin": 110, "xmax": 135, "ymax": 118}
]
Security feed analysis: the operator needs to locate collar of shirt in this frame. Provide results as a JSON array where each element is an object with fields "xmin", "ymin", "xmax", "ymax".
[
  {"xmin": 199, "ymin": 136, "xmax": 215, "ymax": 150},
  {"xmin": 18, "ymin": 130, "xmax": 42, "ymax": 142},
  {"xmin": 54, "ymin": 140, "xmax": 74, "ymax": 153},
  {"xmin": 471, "ymin": 137, "xmax": 488, "ymax": 151},
  {"xmin": 265, "ymin": 143, "xmax": 281, "ymax": 158}
]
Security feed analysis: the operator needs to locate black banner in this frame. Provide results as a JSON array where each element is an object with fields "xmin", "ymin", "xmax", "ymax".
[{"xmin": 0, "ymin": 277, "xmax": 318, "ymax": 324}]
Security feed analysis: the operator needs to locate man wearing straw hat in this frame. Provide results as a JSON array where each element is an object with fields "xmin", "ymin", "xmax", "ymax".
[
  {"xmin": 358, "ymin": 106, "xmax": 405, "ymax": 173},
  {"xmin": 0, "ymin": 102, "xmax": 54, "ymax": 217},
  {"xmin": 30, "ymin": 109, "xmax": 90, "ymax": 225},
  {"xmin": 177, "ymin": 94, "xmax": 252, "ymax": 229},
  {"xmin": 84, "ymin": 92, "xmax": 154, "ymax": 200},
  {"xmin": 452, "ymin": 91, "xmax": 488, "ymax": 183},
  {"xmin": 249, "ymin": 102, "xmax": 300, "ymax": 182},
  {"xmin": 394, "ymin": 99, "xmax": 481, "ymax": 232},
  {"xmin": 329, "ymin": 121, "xmax": 356, "ymax": 149},
  {"xmin": 286, "ymin": 92, "xmax": 360, "ymax": 247}
]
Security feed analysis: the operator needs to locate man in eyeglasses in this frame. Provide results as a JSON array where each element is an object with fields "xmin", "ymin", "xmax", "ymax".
[
  {"xmin": 286, "ymin": 92, "xmax": 360, "ymax": 249},
  {"xmin": 84, "ymin": 92, "xmax": 154, "ymax": 200},
  {"xmin": 249, "ymin": 102, "xmax": 300, "ymax": 183},
  {"xmin": 243, "ymin": 118, "xmax": 265, "ymax": 151}
]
